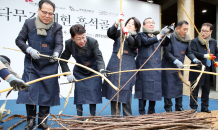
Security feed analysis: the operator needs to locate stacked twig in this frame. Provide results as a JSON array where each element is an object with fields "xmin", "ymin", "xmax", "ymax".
[{"xmin": 48, "ymin": 110, "xmax": 216, "ymax": 130}]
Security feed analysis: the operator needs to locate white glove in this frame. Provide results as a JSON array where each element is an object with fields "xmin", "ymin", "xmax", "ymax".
[
  {"xmin": 49, "ymin": 52, "xmax": 59, "ymax": 63},
  {"xmin": 122, "ymin": 27, "xmax": 128, "ymax": 36},
  {"xmin": 116, "ymin": 13, "xmax": 124, "ymax": 25},
  {"xmin": 173, "ymin": 59, "xmax": 184, "ymax": 69},
  {"xmin": 166, "ymin": 33, "xmax": 171, "ymax": 38},
  {"xmin": 204, "ymin": 54, "xmax": 209, "ymax": 59},
  {"xmin": 100, "ymin": 69, "xmax": 111, "ymax": 77},
  {"xmin": 26, "ymin": 47, "xmax": 40, "ymax": 59},
  {"xmin": 160, "ymin": 26, "xmax": 170, "ymax": 36},
  {"xmin": 204, "ymin": 54, "xmax": 216, "ymax": 60},
  {"xmin": 67, "ymin": 73, "xmax": 76, "ymax": 83},
  {"xmin": 7, "ymin": 75, "xmax": 29, "ymax": 91}
]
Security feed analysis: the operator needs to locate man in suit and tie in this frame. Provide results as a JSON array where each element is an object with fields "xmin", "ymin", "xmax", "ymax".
[{"xmin": 189, "ymin": 23, "xmax": 218, "ymax": 113}]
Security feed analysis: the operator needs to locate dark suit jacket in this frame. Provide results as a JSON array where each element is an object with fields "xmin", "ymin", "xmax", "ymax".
[
  {"xmin": 189, "ymin": 37, "xmax": 218, "ymax": 85},
  {"xmin": 60, "ymin": 37, "xmax": 105, "ymax": 72},
  {"xmin": 16, "ymin": 18, "xmax": 63, "ymax": 55},
  {"xmin": 138, "ymin": 32, "xmax": 169, "ymax": 47}
]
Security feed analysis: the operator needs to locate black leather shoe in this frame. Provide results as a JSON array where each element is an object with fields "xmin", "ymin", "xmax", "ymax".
[
  {"xmin": 38, "ymin": 122, "xmax": 49, "ymax": 130},
  {"xmin": 147, "ymin": 110, "xmax": 155, "ymax": 114},
  {"xmin": 201, "ymin": 108, "xmax": 211, "ymax": 113},
  {"xmin": 25, "ymin": 119, "xmax": 36, "ymax": 130},
  {"xmin": 166, "ymin": 110, "xmax": 172, "ymax": 112},
  {"xmin": 176, "ymin": 108, "xmax": 184, "ymax": 111},
  {"xmin": 0, "ymin": 125, "xmax": 3, "ymax": 130}
]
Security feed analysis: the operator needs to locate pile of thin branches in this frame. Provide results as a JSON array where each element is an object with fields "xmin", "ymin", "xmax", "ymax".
[{"xmin": 48, "ymin": 110, "xmax": 216, "ymax": 130}]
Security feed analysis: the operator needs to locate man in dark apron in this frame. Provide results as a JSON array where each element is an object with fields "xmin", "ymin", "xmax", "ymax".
[
  {"xmin": 60, "ymin": 24, "xmax": 109, "ymax": 118},
  {"xmin": 15, "ymin": 0, "xmax": 63, "ymax": 129},
  {"xmin": 135, "ymin": 18, "xmax": 174, "ymax": 115},
  {"xmin": 162, "ymin": 20, "xmax": 202, "ymax": 112}
]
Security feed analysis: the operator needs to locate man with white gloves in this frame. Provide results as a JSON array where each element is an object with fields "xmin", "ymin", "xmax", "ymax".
[
  {"xmin": 60, "ymin": 24, "xmax": 109, "ymax": 117},
  {"xmin": 161, "ymin": 20, "xmax": 202, "ymax": 112},
  {"xmin": 134, "ymin": 17, "xmax": 174, "ymax": 115},
  {"xmin": 189, "ymin": 23, "xmax": 218, "ymax": 113},
  {"xmin": 15, "ymin": 0, "xmax": 63, "ymax": 129}
]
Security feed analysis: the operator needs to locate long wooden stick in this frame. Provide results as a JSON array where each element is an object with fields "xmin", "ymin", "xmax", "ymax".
[
  {"xmin": 181, "ymin": 5, "xmax": 215, "ymax": 63},
  {"xmin": 191, "ymin": 65, "xmax": 205, "ymax": 91},
  {"xmin": 0, "ymin": 72, "xmax": 71, "ymax": 93},
  {"xmin": 116, "ymin": 0, "xmax": 124, "ymax": 116},
  {"xmin": 40, "ymin": 54, "xmax": 119, "ymax": 91},
  {"xmin": 59, "ymin": 66, "xmax": 218, "ymax": 85},
  {"xmin": 120, "ymin": 0, "xmax": 122, "ymax": 13},
  {"xmin": 58, "ymin": 83, "xmax": 74, "ymax": 117},
  {"xmin": 96, "ymin": 30, "xmax": 173, "ymax": 116},
  {"xmin": 3, "ymin": 47, "xmax": 118, "ymax": 91}
]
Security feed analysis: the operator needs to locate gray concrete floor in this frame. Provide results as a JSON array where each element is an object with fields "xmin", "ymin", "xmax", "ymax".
[{"xmin": 198, "ymin": 86, "xmax": 218, "ymax": 100}]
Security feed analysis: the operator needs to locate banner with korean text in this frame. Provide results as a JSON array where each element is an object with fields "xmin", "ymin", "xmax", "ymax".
[{"xmin": 0, "ymin": 0, "xmax": 160, "ymax": 99}]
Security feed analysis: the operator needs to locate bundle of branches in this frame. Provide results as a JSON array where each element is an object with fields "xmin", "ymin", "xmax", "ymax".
[{"xmin": 48, "ymin": 110, "xmax": 216, "ymax": 130}]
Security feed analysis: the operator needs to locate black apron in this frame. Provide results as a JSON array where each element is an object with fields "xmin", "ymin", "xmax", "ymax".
[
  {"xmin": 102, "ymin": 36, "xmax": 137, "ymax": 104},
  {"xmin": 135, "ymin": 33, "xmax": 162, "ymax": 101},
  {"xmin": 72, "ymin": 41, "xmax": 102, "ymax": 104},
  {"xmin": 17, "ymin": 26, "xmax": 60, "ymax": 106},
  {"xmin": 162, "ymin": 34, "xmax": 188, "ymax": 98}
]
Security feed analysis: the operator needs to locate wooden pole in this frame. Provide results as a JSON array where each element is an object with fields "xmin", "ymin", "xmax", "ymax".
[
  {"xmin": 3, "ymin": 47, "xmax": 118, "ymax": 91},
  {"xmin": 1, "ymin": 67, "xmax": 218, "ymax": 93},
  {"xmin": 0, "ymin": 72, "xmax": 71, "ymax": 93},
  {"xmin": 116, "ymin": 0, "xmax": 123, "ymax": 116}
]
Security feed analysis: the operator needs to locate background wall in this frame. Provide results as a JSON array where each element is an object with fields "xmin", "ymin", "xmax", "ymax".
[{"xmin": 0, "ymin": 0, "xmax": 160, "ymax": 100}]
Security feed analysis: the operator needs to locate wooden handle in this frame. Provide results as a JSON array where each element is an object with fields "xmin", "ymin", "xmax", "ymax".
[
  {"xmin": 39, "ymin": 54, "xmax": 118, "ymax": 91},
  {"xmin": 117, "ymin": 34, "xmax": 126, "ymax": 59},
  {"xmin": 3, "ymin": 47, "xmax": 118, "ymax": 91},
  {"xmin": 0, "ymin": 72, "xmax": 71, "ymax": 93},
  {"xmin": 120, "ymin": 0, "xmax": 122, "ymax": 13}
]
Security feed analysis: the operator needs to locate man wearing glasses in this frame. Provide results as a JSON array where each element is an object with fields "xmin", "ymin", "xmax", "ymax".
[
  {"xmin": 16, "ymin": 0, "xmax": 63, "ymax": 129},
  {"xmin": 134, "ymin": 17, "xmax": 174, "ymax": 115},
  {"xmin": 189, "ymin": 23, "xmax": 218, "ymax": 113},
  {"xmin": 60, "ymin": 24, "xmax": 110, "ymax": 119}
]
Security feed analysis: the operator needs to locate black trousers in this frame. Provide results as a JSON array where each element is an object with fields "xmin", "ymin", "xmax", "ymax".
[
  {"xmin": 190, "ymin": 67, "xmax": 211, "ymax": 110},
  {"xmin": 138, "ymin": 99, "xmax": 155, "ymax": 114},
  {"xmin": 26, "ymin": 104, "xmax": 50, "ymax": 123},
  {"xmin": 111, "ymin": 95, "xmax": 132, "ymax": 116},
  {"xmin": 164, "ymin": 97, "xmax": 182, "ymax": 111},
  {"xmin": 76, "ymin": 104, "xmax": 96, "ymax": 116}
]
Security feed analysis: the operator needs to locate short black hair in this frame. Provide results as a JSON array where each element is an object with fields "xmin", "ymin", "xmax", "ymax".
[
  {"xmin": 70, "ymin": 24, "xmax": 86, "ymax": 37},
  {"xmin": 201, "ymin": 22, "xmax": 213, "ymax": 31},
  {"xmin": 39, "ymin": 0, "xmax": 56, "ymax": 12},
  {"xmin": 125, "ymin": 17, "xmax": 141, "ymax": 33},
  {"xmin": 143, "ymin": 17, "xmax": 153, "ymax": 25},
  {"xmin": 176, "ymin": 20, "xmax": 189, "ymax": 28}
]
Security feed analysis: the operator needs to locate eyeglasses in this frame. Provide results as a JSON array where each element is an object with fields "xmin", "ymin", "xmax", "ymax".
[
  {"xmin": 40, "ymin": 9, "xmax": 54, "ymax": 16},
  {"xmin": 201, "ymin": 29, "xmax": 210, "ymax": 33},
  {"xmin": 146, "ymin": 22, "xmax": 155, "ymax": 25}
]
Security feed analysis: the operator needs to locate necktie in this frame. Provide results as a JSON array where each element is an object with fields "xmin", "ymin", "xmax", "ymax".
[{"xmin": 206, "ymin": 43, "xmax": 211, "ymax": 67}]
